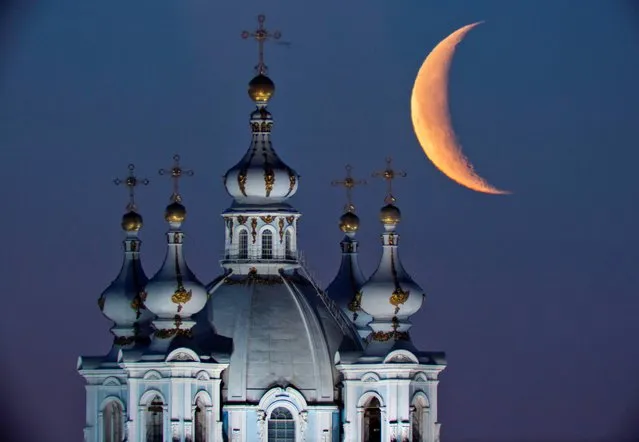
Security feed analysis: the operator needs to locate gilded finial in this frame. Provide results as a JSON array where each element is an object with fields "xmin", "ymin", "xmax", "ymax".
[
  {"xmin": 159, "ymin": 155, "xmax": 194, "ymax": 224},
  {"xmin": 114, "ymin": 164, "xmax": 149, "ymax": 232},
  {"xmin": 241, "ymin": 14, "xmax": 283, "ymax": 76},
  {"xmin": 331, "ymin": 164, "xmax": 366, "ymax": 213},
  {"xmin": 372, "ymin": 157, "xmax": 407, "ymax": 205}
]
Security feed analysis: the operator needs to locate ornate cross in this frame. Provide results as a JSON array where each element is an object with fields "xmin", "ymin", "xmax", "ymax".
[
  {"xmin": 331, "ymin": 164, "xmax": 366, "ymax": 212},
  {"xmin": 372, "ymin": 157, "xmax": 407, "ymax": 204},
  {"xmin": 113, "ymin": 163, "xmax": 149, "ymax": 211},
  {"xmin": 158, "ymin": 154, "xmax": 194, "ymax": 203},
  {"xmin": 241, "ymin": 14, "xmax": 282, "ymax": 75}
]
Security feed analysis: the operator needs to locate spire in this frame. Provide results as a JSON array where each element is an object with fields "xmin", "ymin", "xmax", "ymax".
[
  {"xmin": 143, "ymin": 155, "xmax": 207, "ymax": 347},
  {"xmin": 223, "ymin": 15, "xmax": 299, "ymax": 206},
  {"xmin": 97, "ymin": 164, "xmax": 153, "ymax": 348},
  {"xmin": 359, "ymin": 158, "xmax": 425, "ymax": 354},
  {"xmin": 326, "ymin": 165, "xmax": 370, "ymax": 337}
]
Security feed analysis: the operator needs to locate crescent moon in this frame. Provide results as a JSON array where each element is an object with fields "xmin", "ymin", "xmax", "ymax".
[{"xmin": 410, "ymin": 22, "xmax": 510, "ymax": 195}]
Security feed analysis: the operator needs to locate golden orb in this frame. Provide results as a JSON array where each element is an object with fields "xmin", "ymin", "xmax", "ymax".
[
  {"xmin": 248, "ymin": 74, "xmax": 275, "ymax": 102},
  {"xmin": 121, "ymin": 210, "xmax": 143, "ymax": 232},
  {"xmin": 165, "ymin": 202, "xmax": 187, "ymax": 223},
  {"xmin": 380, "ymin": 204, "xmax": 401, "ymax": 225},
  {"xmin": 339, "ymin": 211, "xmax": 360, "ymax": 233}
]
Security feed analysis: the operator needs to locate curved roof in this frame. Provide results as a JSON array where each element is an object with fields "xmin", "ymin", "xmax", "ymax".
[{"xmin": 205, "ymin": 268, "xmax": 359, "ymax": 403}]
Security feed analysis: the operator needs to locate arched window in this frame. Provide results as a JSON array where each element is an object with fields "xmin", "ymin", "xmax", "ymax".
[
  {"xmin": 103, "ymin": 400, "xmax": 123, "ymax": 442},
  {"xmin": 145, "ymin": 395, "xmax": 164, "ymax": 442},
  {"xmin": 412, "ymin": 395, "xmax": 428, "ymax": 442},
  {"xmin": 194, "ymin": 397, "xmax": 207, "ymax": 442},
  {"xmin": 267, "ymin": 407, "xmax": 295, "ymax": 442},
  {"xmin": 285, "ymin": 230, "xmax": 293, "ymax": 260},
  {"xmin": 238, "ymin": 230, "xmax": 248, "ymax": 259},
  {"xmin": 261, "ymin": 230, "xmax": 273, "ymax": 260},
  {"xmin": 363, "ymin": 397, "xmax": 381, "ymax": 442}
]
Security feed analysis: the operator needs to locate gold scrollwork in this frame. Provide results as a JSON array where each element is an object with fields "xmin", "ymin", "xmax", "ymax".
[
  {"xmin": 238, "ymin": 170, "xmax": 248, "ymax": 196},
  {"xmin": 264, "ymin": 168, "xmax": 275, "ymax": 197},
  {"xmin": 171, "ymin": 286, "xmax": 192, "ymax": 313},
  {"xmin": 389, "ymin": 288, "xmax": 409, "ymax": 314},
  {"xmin": 286, "ymin": 215, "xmax": 295, "ymax": 225},
  {"xmin": 278, "ymin": 217, "xmax": 285, "ymax": 242},
  {"xmin": 371, "ymin": 330, "xmax": 410, "ymax": 342},
  {"xmin": 237, "ymin": 215, "xmax": 247, "ymax": 225},
  {"xmin": 251, "ymin": 218, "xmax": 258, "ymax": 243},
  {"xmin": 154, "ymin": 328, "xmax": 193, "ymax": 339},
  {"xmin": 260, "ymin": 215, "xmax": 274, "ymax": 224},
  {"xmin": 130, "ymin": 292, "xmax": 148, "ymax": 319},
  {"xmin": 348, "ymin": 292, "xmax": 362, "ymax": 313}
]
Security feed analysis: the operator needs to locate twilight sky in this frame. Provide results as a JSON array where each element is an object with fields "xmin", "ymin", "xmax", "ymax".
[{"xmin": 1, "ymin": 1, "xmax": 639, "ymax": 441}]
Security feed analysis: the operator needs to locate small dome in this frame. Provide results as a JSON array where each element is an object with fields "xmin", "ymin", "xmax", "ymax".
[
  {"xmin": 380, "ymin": 204, "xmax": 401, "ymax": 225},
  {"xmin": 121, "ymin": 211, "xmax": 143, "ymax": 232},
  {"xmin": 248, "ymin": 74, "xmax": 275, "ymax": 102},
  {"xmin": 165, "ymin": 202, "xmax": 186, "ymax": 223},
  {"xmin": 339, "ymin": 211, "xmax": 360, "ymax": 233}
]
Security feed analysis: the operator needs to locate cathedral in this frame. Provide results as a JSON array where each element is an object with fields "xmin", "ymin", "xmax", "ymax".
[{"xmin": 78, "ymin": 15, "xmax": 446, "ymax": 442}]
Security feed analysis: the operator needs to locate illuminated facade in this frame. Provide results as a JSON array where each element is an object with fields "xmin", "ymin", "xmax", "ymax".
[{"xmin": 78, "ymin": 15, "xmax": 445, "ymax": 442}]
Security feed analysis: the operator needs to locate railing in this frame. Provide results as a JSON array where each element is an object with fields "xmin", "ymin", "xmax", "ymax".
[
  {"xmin": 297, "ymin": 250, "xmax": 354, "ymax": 338},
  {"xmin": 220, "ymin": 247, "xmax": 299, "ymax": 263}
]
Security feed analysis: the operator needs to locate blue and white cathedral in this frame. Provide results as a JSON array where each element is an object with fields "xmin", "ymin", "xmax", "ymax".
[{"xmin": 78, "ymin": 15, "xmax": 446, "ymax": 442}]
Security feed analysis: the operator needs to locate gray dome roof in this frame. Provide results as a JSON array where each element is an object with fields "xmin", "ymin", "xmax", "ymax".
[{"xmin": 206, "ymin": 269, "xmax": 358, "ymax": 403}]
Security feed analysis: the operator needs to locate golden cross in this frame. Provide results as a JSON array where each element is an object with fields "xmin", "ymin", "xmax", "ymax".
[
  {"xmin": 158, "ymin": 154, "xmax": 194, "ymax": 203},
  {"xmin": 241, "ymin": 14, "xmax": 282, "ymax": 75},
  {"xmin": 331, "ymin": 164, "xmax": 366, "ymax": 212},
  {"xmin": 372, "ymin": 157, "xmax": 407, "ymax": 204},
  {"xmin": 114, "ymin": 163, "xmax": 149, "ymax": 211}
]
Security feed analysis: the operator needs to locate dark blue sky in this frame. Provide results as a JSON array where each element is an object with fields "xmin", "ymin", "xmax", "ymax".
[{"xmin": 1, "ymin": 1, "xmax": 639, "ymax": 441}]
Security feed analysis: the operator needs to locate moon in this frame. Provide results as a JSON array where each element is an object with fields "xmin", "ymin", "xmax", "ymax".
[{"xmin": 410, "ymin": 22, "xmax": 510, "ymax": 195}]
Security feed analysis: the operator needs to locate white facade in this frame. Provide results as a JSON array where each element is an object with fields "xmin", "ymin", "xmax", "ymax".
[{"xmin": 79, "ymin": 57, "xmax": 446, "ymax": 442}]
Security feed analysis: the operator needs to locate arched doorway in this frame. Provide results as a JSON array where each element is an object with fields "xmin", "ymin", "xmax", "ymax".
[
  {"xmin": 102, "ymin": 400, "xmax": 123, "ymax": 442},
  {"xmin": 267, "ymin": 407, "xmax": 295, "ymax": 441},
  {"xmin": 363, "ymin": 397, "xmax": 381, "ymax": 442},
  {"xmin": 194, "ymin": 397, "xmax": 207, "ymax": 442},
  {"xmin": 145, "ymin": 395, "xmax": 164, "ymax": 442}
]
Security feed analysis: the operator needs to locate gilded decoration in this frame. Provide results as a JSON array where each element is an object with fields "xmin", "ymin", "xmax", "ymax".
[
  {"xmin": 238, "ymin": 170, "xmax": 248, "ymax": 197},
  {"xmin": 371, "ymin": 330, "xmax": 410, "ymax": 342},
  {"xmin": 260, "ymin": 215, "xmax": 274, "ymax": 224},
  {"xmin": 286, "ymin": 215, "xmax": 295, "ymax": 225},
  {"xmin": 173, "ymin": 232, "xmax": 182, "ymax": 244},
  {"xmin": 171, "ymin": 286, "xmax": 192, "ymax": 313},
  {"xmin": 154, "ymin": 328, "xmax": 193, "ymax": 339},
  {"xmin": 130, "ymin": 240, "xmax": 139, "ymax": 252},
  {"xmin": 264, "ymin": 168, "xmax": 275, "ymax": 197},
  {"xmin": 278, "ymin": 217, "xmax": 285, "ymax": 242},
  {"xmin": 130, "ymin": 292, "xmax": 148, "ymax": 319},
  {"xmin": 286, "ymin": 172, "xmax": 296, "ymax": 196},
  {"xmin": 348, "ymin": 292, "xmax": 362, "ymax": 313},
  {"xmin": 251, "ymin": 218, "xmax": 258, "ymax": 243},
  {"xmin": 97, "ymin": 296, "xmax": 105, "ymax": 311},
  {"xmin": 114, "ymin": 336, "xmax": 135, "ymax": 346},
  {"xmin": 237, "ymin": 215, "xmax": 247, "ymax": 225},
  {"xmin": 389, "ymin": 251, "xmax": 409, "ymax": 314},
  {"xmin": 388, "ymin": 233, "xmax": 395, "ymax": 246}
]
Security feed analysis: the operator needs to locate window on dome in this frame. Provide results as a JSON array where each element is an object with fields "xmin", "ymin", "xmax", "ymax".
[
  {"xmin": 145, "ymin": 396, "xmax": 164, "ymax": 442},
  {"xmin": 194, "ymin": 397, "xmax": 206, "ymax": 442},
  {"xmin": 267, "ymin": 407, "xmax": 295, "ymax": 442},
  {"xmin": 238, "ymin": 230, "xmax": 248, "ymax": 259},
  {"xmin": 261, "ymin": 230, "xmax": 273, "ymax": 259},
  {"xmin": 102, "ymin": 400, "xmax": 123, "ymax": 442},
  {"xmin": 285, "ymin": 230, "xmax": 293, "ymax": 260},
  {"xmin": 363, "ymin": 397, "xmax": 382, "ymax": 442}
]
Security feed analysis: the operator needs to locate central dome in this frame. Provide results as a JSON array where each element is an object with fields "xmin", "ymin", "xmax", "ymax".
[{"xmin": 204, "ymin": 269, "xmax": 359, "ymax": 402}]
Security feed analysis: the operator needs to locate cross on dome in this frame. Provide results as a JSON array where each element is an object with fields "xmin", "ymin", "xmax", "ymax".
[
  {"xmin": 114, "ymin": 163, "xmax": 149, "ymax": 212},
  {"xmin": 158, "ymin": 154, "xmax": 194, "ymax": 203},
  {"xmin": 331, "ymin": 164, "xmax": 366, "ymax": 213},
  {"xmin": 372, "ymin": 157, "xmax": 407, "ymax": 204},
  {"xmin": 241, "ymin": 14, "xmax": 283, "ymax": 75}
]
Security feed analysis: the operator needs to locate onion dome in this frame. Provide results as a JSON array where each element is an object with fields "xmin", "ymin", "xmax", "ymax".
[
  {"xmin": 98, "ymin": 164, "xmax": 153, "ymax": 347},
  {"xmin": 223, "ymin": 73, "xmax": 300, "ymax": 205},
  {"xmin": 359, "ymin": 200, "xmax": 425, "ymax": 343},
  {"xmin": 144, "ymin": 157, "xmax": 207, "ymax": 341}
]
